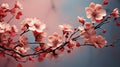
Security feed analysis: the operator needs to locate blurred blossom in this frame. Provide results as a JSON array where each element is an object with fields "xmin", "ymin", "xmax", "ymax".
[
  {"xmin": 0, "ymin": 22, "xmax": 11, "ymax": 33},
  {"xmin": 1, "ymin": 3, "xmax": 9, "ymax": 9},
  {"xmin": 16, "ymin": 46, "xmax": 29, "ymax": 54},
  {"xmin": 21, "ymin": 18, "xmax": 46, "ymax": 32},
  {"xmin": 111, "ymin": 8, "xmax": 119, "ymax": 20},
  {"xmin": 91, "ymin": 35, "xmax": 107, "ymax": 48},
  {"xmin": 48, "ymin": 32, "xmax": 62, "ymax": 48},
  {"xmin": 33, "ymin": 31, "xmax": 47, "ymax": 42},
  {"xmin": 78, "ymin": 16, "xmax": 85, "ymax": 24},
  {"xmin": 14, "ymin": 1, "xmax": 23, "ymax": 9},
  {"xmin": 10, "ymin": 25, "xmax": 18, "ymax": 36},
  {"xmin": 59, "ymin": 24, "xmax": 72, "ymax": 33},
  {"xmin": 19, "ymin": 35, "xmax": 28, "ymax": 46}
]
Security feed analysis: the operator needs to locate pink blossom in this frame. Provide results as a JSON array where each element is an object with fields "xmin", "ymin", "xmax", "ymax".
[
  {"xmin": 48, "ymin": 32, "xmax": 62, "ymax": 48},
  {"xmin": 5, "ymin": 24, "xmax": 11, "ymax": 32},
  {"xmin": 84, "ymin": 38, "xmax": 90, "ymax": 44},
  {"xmin": 91, "ymin": 35, "xmax": 107, "ymax": 48},
  {"xmin": 80, "ymin": 22, "xmax": 96, "ymax": 38},
  {"xmin": 85, "ymin": 2, "xmax": 106, "ymax": 23},
  {"xmin": 59, "ymin": 24, "xmax": 72, "ymax": 33},
  {"xmin": 33, "ymin": 31, "xmax": 47, "ymax": 42},
  {"xmin": 16, "ymin": 11, "xmax": 22, "ymax": 19},
  {"xmin": 1, "ymin": 3, "xmax": 9, "ymax": 9},
  {"xmin": 10, "ymin": 25, "xmax": 18, "ymax": 36},
  {"xmin": 21, "ymin": 18, "xmax": 46, "ymax": 32},
  {"xmin": 14, "ymin": 1, "xmax": 23, "ymax": 9},
  {"xmin": 0, "ymin": 33, "xmax": 7, "ymax": 43},
  {"xmin": 46, "ymin": 52, "xmax": 59, "ymax": 60},
  {"xmin": 0, "ymin": 22, "xmax": 11, "ymax": 33},
  {"xmin": 80, "ymin": 29, "xmax": 96, "ymax": 39},
  {"xmin": 10, "ymin": 8, "xmax": 16, "ymax": 14},
  {"xmin": 78, "ymin": 16, "xmax": 85, "ymax": 24},
  {"xmin": 111, "ymin": 8, "xmax": 119, "ymax": 20},
  {"xmin": 29, "ymin": 18, "xmax": 46, "ymax": 32},
  {"xmin": 0, "ymin": 22, "xmax": 18, "ymax": 35},
  {"xmin": 84, "ymin": 22, "xmax": 94, "ymax": 30},
  {"xmin": 78, "ymin": 26, "xmax": 84, "ymax": 31},
  {"xmin": 19, "ymin": 35, "xmax": 28, "ymax": 46},
  {"xmin": 67, "ymin": 39, "xmax": 76, "ymax": 49},
  {"xmin": 80, "ymin": 22, "xmax": 107, "ymax": 48},
  {"xmin": 21, "ymin": 18, "xmax": 33, "ymax": 30},
  {"xmin": 0, "ymin": 23, "xmax": 5, "ymax": 33},
  {"xmin": 16, "ymin": 46, "xmax": 29, "ymax": 54}
]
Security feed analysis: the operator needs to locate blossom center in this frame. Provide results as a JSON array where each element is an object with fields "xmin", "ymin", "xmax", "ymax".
[{"xmin": 34, "ymin": 23, "xmax": 40, "ymax": 29}]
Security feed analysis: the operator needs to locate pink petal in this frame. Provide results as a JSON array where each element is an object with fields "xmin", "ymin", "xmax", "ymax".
[
  {"xmin": 95, "ymin": 4, "xmax": 102, "ymax": 10},
  {"xmin": 99, "ymin": 9, "xmax": 106, "ymax": 16},
  {"xmin": 86, "ymin": 13, "xmax": 92, "ymax": 18},
  {"xmin": 89, "ymin": 2, "xmax": 95, "ymax": 8},
  {"xmin": 95, "ymin": 14, "xmax": 103, "ymax": 20},
  {"xmin": 85, "ymin": 7, "xmax": 93, "ymax": 14}
]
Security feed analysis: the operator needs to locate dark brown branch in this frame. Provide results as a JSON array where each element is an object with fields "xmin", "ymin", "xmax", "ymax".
[
  {"xmin": 69, "ymin": 29, "xmax": 80, "ymax": 39},
  {"xmin": 20, "ymin": 29, "xmax": 30, "ymax": 36},
  {"xmin": 95, "ymin": 17, "xmax": 109, "ymax": 29}
]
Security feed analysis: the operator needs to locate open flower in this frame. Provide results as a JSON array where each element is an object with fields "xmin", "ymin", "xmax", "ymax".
[
  {"xmin": 59, "ymin": 24, "xmax": 72, "ymax": 34},
  {"xmin": 0, "ymin": 22, "xmax": 18, "ymax": 35},
  {"xmin": 33, "ymin": 31, "xmax": 47, "ymax": 42},
  {"xmin": 4, "ymin": 24, "xmax": 12, "ymax": 34},
  {"xmin": 80, "ymin": 22, "xmax": 96, "ymax": 38},
  {"xmin": 16, "ymin": 46, "xmax": 29, "ymax": 54},
  {"xmin": 85, "ymin": 2, "xmax": 106, "ymax": 23},
  {"xmin": 19, "ymin": 35, "xmax": 28, "ymax": 46},
  {"xmin": 0, "ymin": 23, "xmax": 5, "ymax": 33},
  {"xmin": 48, "ymin": 32, "xmax": 62, "ymax": 48},
  {"xmin": 84, "ymin": 22, "xmax": 94, "ymax": 30},
  {"xmin": 10, "ymin": 25, "xmax": 18, "ymax": 36},
  {"xmin": 0, "ymin": 22, "xmax": 11, "ymax": 33},
  {"xmin": 111, "ymin": 8, "xmax": 119, "ymax": 20},
  {"xmin": 29, "ymin": 18, "xmax": 46, "ymax": 32},
  {"xmin": 1, "ymin": 3, "xmax": 9, "ymax": 9},
  {"xmin": 79, "ymin": 22, "xmax": 106, "ymax": 48},
  {"xmin": 91, "ymin": 35, "xmax": 107, "ymax": 48},
  {"xmin": 21, "ymin": 18, "xmax": 46, "ymax": 32},
  {"xmin": 14, "ymin": 1, "xmax": 23, "ymax": 9},
  {"xmin": 21, "ymin": 18, "xmax": 33, "ymax": 30}
]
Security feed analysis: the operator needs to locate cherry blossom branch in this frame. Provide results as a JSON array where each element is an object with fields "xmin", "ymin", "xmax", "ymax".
[
  {"xmin": 0, "ymin": 1, "xmax": 120, "ymax": 67},
  {"xmin": 0, "ymin": 32, "xmax": 119, "ymax": 63}
]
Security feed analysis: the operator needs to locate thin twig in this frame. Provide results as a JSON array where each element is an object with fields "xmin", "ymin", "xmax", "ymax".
[
  {"xmin": 7, "ymin": 15, "xmax": 15, "ymax": 23},
  {"xmin": 20, "ymin": 30, "xmax": 30, "ymax": 36}
]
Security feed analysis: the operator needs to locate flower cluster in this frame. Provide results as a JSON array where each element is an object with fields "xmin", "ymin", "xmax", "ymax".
[
  {"xmin": 48, "ymin": 32, "xmax": 62, "ymax": 48},
  {"xmin": 79, "ymin": 22, "xmax": 107, "ymax": 48},
  {"xmin": 21, "ymin": 18, "xmax": 46, "ymax": 32}
]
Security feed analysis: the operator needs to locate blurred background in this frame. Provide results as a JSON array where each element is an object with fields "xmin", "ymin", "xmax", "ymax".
[{"xmin": 0, "ymin": 0, "xmax": 120, "ymax": 67}]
